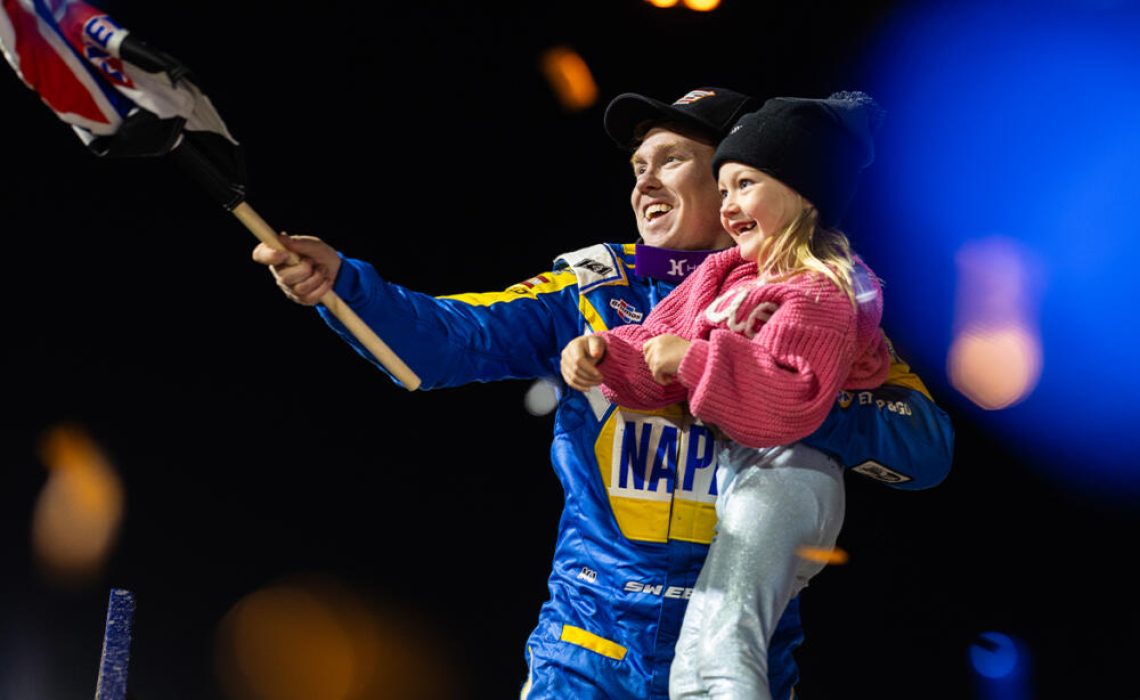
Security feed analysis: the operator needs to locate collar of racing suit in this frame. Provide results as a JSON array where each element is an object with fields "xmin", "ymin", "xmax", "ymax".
[{"xmin": 633, "ymin": 244, "xmax": 722, "ymax": 283}]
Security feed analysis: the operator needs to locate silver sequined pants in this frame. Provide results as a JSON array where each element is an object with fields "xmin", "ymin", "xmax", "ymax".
[{"xmin": 669, "ymin": 442, "xmax": 846, "ymax": 700}]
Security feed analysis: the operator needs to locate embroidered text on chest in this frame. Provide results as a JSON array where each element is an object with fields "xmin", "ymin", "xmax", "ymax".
[{"xmin": 704, "ymin": 287, "xmax": 778, "ymax": 338}]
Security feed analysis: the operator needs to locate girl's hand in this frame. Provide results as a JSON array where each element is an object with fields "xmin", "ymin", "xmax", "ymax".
[
  {"xmin": 561, "ymin": 334, "xmax": 608, "ymax": 391},
  {"xmin": 642, "ymin": 334, "xmax": 691, "ymax": 385}
]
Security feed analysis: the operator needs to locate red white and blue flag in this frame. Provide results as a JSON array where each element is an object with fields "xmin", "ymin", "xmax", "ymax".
[
  {"xmin": 1, "ymin": 0, "xmax": 422, "ymax": 390},
  {"xmin": 0, "ymin": 0, "xmax": 235, "ymax": 148}
]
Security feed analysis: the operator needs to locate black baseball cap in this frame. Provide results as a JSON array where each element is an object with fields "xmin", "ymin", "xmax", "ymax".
[{"xmin": 603, "ymin": 86, "xmax": 759, "ymax": 150}]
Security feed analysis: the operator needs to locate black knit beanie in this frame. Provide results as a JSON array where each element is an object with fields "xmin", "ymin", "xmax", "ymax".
[{"xmin": 711, "ymin": 91, "xmax": 885, "ymax": 228}]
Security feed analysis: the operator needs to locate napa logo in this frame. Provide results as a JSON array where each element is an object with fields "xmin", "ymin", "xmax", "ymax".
[
  {"xmin": 611, "ymin": 417, "xmax": 717, "ymax": 499},
  {"xmin": 595, "ymin": 407, "xmax": 720, "ymax": 545}
]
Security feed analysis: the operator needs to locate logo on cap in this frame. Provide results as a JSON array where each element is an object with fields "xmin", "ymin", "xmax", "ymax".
[{"xmin": 674, "ymin": 89, "xmax": 715, "ymax": 105}]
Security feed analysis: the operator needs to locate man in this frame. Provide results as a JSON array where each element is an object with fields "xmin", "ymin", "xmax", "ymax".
[{"xmin": 252, "ymin": 87, "xmax": 954, "ymax": 699}]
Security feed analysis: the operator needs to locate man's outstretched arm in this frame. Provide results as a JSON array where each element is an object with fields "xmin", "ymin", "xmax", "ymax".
[{"xmin": 253, "ymin": 236, "xmax": 578, "ymax": 389}]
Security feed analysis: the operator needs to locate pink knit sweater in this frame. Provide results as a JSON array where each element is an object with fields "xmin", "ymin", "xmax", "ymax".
[{"xmin": 597, "ymin": 247, "xmax": 890, "ymax": 448}]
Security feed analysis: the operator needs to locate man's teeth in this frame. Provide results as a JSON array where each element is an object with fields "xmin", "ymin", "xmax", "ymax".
[{"xmin": 645, "ymin": 203, "xmax": 673, "ymax": 221}]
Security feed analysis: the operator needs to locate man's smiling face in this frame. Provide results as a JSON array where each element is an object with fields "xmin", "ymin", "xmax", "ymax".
[{"xmin": 629, "ymin": 127, "xmax": 732, "ymax": 251}]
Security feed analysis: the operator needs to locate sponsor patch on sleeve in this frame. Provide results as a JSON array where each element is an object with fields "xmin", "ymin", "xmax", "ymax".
[{"xmin": 554, "ymin": 244, "xmax": 627, "ymax": 292}]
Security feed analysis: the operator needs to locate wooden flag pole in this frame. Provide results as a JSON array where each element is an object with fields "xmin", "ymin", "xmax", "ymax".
[{"xmin": 231, "ymin": 202, "xmax": 422, "ymax": 391}]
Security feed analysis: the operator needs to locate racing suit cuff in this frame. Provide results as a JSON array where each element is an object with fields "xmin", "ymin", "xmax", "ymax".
[{"xmin": 330, "ymin": 255, "xmax": 371, "ymax": 308}]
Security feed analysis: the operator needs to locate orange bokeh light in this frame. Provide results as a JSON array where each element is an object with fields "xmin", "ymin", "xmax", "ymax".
[
  {"xmin": 218, "ymin": 585, "xmax": 358, "ymax": 700},
  {"xmin": 217, "ymin": 578, "xmax": 461, "ymax": 700},
  {"xmin": 949, "ymin": 238, "xmax": 1044, "ymax": 411},
  {"xmin": 683, "ymin": 0, "xmax": 721, "ymax": 10},
  {"xmin": 646, "ymin": 0, "xmax": 681, "ymax": 6},
  {"xmin": 32, "ymin": 424, "xmax": 124, "ymax": 581},
  {"xmin": 949, "ymin": 325, "xmax": 1042, "ymax": 410},
  {"xmin": 796, "ymin": 546, "xmax": 849, "ymax": 565},
  {"xmin": 540, "ymin": 46, "xmax": 597, "ymax": 112}
]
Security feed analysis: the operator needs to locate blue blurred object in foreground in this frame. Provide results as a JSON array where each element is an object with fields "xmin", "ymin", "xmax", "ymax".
[
  {"xmin": 969, "ymin": 631, "xmax": 1031, "ymax": 700},
  {"xmin": 96, "ymin": 588, "xmax": 135, "ymax": 700},
  {"xmin": 860, "ymin": 1, "xmax": 1140, "ymax": 499}
]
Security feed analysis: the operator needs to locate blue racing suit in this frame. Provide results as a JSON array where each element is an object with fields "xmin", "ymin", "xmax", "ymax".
[{"xmin": 316, "ymin": 242, "xmax": 955, "ymax": 699}]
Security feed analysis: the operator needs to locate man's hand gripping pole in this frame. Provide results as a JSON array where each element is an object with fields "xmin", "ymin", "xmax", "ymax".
[{"xmin": 229, "ymin": 203, "xmax": 422, "ymax": 390}]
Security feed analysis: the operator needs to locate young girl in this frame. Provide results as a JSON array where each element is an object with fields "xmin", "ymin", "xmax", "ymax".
[{"xmin": 560, "ymin": 92, "xmax": 889, "ymax": 699}]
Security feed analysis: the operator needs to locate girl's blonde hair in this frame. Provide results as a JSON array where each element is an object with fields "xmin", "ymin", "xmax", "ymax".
[{"xmin": 754, "ymin": 198, "xmax": 859, "ymax": 305}]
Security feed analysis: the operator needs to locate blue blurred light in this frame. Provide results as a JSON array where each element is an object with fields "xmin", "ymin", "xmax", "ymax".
[
  {"xmin": 860, "ymin": 2, "xmax": 1140, "ymax": 498},
  {"xmin": 969, "ymin": 631, "xmax": 1019, "ymax": 679}
]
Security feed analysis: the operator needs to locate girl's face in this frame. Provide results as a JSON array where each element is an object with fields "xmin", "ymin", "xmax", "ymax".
[{"xmin": 717, "ymin": 163, "xmax": 802, "ymax": 262}]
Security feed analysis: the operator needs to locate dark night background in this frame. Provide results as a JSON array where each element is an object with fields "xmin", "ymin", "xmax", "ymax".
[{"xmin": 3, "ymin": 1, "xmax": 1139, "ymax": 698}]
